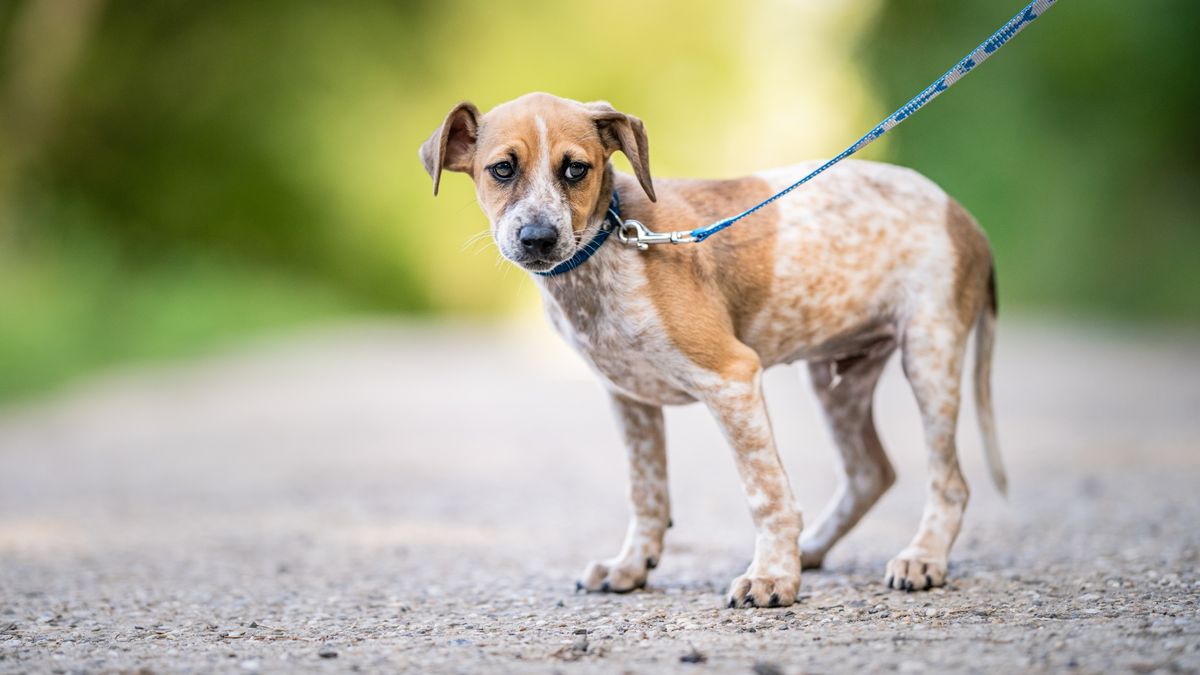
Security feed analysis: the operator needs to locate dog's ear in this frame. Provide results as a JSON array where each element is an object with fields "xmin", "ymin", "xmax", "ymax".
[
  {"xmin": 585, "ymin": 101, "xmax": 656, "ymax": 202},
  {"xmin": 419, "ymin": 101, "xmax": 481, "ymax": 196}
]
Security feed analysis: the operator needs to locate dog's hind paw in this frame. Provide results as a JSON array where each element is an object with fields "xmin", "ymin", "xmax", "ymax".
[
  {"xmin": 885, "ymin": 551, "xmax": 947, "ymax": 592},
  {"xmin": 799, "ymin": 547, "xmax": 826, "ymax": 571}
]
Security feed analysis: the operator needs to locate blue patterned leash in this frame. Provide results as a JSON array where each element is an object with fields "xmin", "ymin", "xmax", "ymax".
[{"xmin": 615, "ymin": 0, "xmax": 1058, "ymax": 250}]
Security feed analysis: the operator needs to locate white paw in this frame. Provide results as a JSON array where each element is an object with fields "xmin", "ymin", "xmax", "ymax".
[
  {"xmin": 576, "ymin": 555, "xmax": 656, "ymax": 593},
  {"xmin": 885, "ymin": 551, "xmax": 947, "ymax": 591},
  {"xmin": 725, "ymin": 572, "xmax": 800, "ymax": 608}
]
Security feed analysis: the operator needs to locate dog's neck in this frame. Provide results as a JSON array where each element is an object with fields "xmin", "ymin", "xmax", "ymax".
[{"xmin": 532, "ymin": 164, "xmax": 647, "ymax": 299}]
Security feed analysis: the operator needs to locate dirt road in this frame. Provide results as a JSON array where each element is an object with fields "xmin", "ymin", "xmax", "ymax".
[{"xmin": 1, "ymin": 320, "xmax": 1198, "ymax": 673}]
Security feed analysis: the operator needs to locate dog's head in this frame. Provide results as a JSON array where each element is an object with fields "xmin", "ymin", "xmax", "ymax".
[{"xmin": 419, "ymin": 93, "xmax": 655, "ymax": 273}]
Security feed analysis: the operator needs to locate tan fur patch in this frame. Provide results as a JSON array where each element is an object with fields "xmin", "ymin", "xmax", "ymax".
[
  {"xmin": 618, "ymin": 175, "xmax": 779, "ymax": 379},
  {"xmin": 473, "ymin": 94, "xmax": 614, "ymax": 237},
  {"xmin": 945, "ymin": 199, "xmax": 993, "ymax": 328}
]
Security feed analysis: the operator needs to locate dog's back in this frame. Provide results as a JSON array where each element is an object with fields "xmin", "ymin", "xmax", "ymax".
[{"xmin": 612, "ymin": 159, "xmax": 994, "ymax": 368}]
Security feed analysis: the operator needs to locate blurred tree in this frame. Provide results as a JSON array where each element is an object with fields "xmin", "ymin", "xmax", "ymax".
[
  {"xmin": 858, "ymin": 0, "xmax": 1200, "ymax": 319},
  {"xmin": 0, "ymin": 0, "xmax": 881, "ymax": 399},
  {"xmin": 0, "ymin": 0, "xmax": 1195, "ymax": 401}
]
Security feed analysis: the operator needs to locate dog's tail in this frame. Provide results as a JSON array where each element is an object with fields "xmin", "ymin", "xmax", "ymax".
[{"xmin": 974, "ymin": 265, "xmax": 1007, "ymax": 496}]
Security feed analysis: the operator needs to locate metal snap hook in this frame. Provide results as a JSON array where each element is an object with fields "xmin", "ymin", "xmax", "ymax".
[{"xmin": 617, "ymin": 220, "xmax": 697, "ymax": 250}]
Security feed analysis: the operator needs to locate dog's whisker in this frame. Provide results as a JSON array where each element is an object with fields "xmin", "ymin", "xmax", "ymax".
[
  {"xmin": 468, "ymin": 239, "xmax": 497, "ymax": 257},
  {"xmin": 461, "ymin": 230, "xmax": 494, "ymax": 253}
]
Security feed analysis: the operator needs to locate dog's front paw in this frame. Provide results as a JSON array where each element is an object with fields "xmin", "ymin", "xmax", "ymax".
[
  {"xmin": 885, "ymin": 550, "xmax": 947, "ymax": 591},
  {"xmin": 725, "ymin": 573, "xmax": 800, "ymax": 609},
  {"xmin": 576, "ymin": 557, "xmax": 652, "ymax": 594}
]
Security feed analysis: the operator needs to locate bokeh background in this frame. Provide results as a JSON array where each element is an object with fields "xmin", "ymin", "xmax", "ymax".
[
  {"xmin": 1, "ymin": 0, "xmax": 1197, "ymax": 402},
  {"xmin": 3, "ymin": 4, "xmax": 1200, "ymax": 671}
]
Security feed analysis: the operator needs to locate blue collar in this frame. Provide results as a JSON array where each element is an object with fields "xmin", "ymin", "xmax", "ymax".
[{"xmin": 535, "ymin": 191, "xmax": 621, "ymax": 277}]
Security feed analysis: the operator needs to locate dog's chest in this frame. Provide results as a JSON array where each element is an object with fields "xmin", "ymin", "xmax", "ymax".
[{"xmin": 540, "ymin": 277, "xmax": 695, "ymax": 406}]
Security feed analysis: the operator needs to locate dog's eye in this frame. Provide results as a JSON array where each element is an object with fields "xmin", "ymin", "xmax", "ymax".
[
  {"xmin": 564, "ymin": 161, "xmax": 589, "ymax": 182},
  {"xmin": 489, "ymin": 161, "xmax": 515, "ymax": 181}
]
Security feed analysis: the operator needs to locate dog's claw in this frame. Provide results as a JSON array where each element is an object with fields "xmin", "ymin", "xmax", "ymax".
[
  {"xmin": 727, "ymin": 574, "xmax": 799, "ymax": 609},
  {"xmin": 645, "ymin": 557, "xmax": 658, "ymax": 570},
  {"xmin": 886, "ymin": 553, "xmax": 948, "ymax": 592},
  {"xmin": 575, "ymin": 580, "xmax": 584, "ymax": 593}
]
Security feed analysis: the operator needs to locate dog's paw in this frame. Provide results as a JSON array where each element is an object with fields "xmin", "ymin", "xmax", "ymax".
[
  {"xmin": 576, "ymin": 558, "xmax": 651, "ymax": 594},
  {"xmin": 885, "ymin": 551, "xmax": 947, "ymax": 592},
  {"xmin": 799, "ymin": 547, "xmax": 825, "ymax": 571},
  {"xmin": 725, "ymin": 573, "xmax": 800, "ymax": 609}
]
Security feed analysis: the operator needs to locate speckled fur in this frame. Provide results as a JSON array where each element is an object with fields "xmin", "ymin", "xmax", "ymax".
[{"xmin": 420, "ymin": 93, "xmax": 1003, "ymax": 607}]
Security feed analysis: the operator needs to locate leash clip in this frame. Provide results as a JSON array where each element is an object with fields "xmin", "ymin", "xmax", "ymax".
[{"xmin": 616, "ymin": 219, "xmax": 697, "ymax": 250}]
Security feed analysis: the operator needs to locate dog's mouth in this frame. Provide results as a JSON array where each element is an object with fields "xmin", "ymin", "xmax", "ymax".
[
  {"xmin": 517, "ymin": 258, "xmax": 559, "ymax": 273},
  {"xmin": 517, "ymin": 238, "xmax": 592, "ymax": 272},
  {"xmin": 507, "ymin": 241, "xmax": 581, "ymax": 273}
]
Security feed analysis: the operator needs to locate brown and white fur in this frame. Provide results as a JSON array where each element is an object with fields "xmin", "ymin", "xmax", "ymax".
[{"xmin": 420, "ymin": 93, "xmax": 1005, "ymax": 609}]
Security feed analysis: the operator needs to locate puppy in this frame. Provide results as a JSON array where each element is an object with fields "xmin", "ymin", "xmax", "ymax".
[{"xmin": 419, "ymin": 92, "xmax": 1004, "ymax": 608}]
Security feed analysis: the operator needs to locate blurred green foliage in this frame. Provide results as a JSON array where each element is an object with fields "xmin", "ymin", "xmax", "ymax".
[
  {"xmin": 0, "ymin": 0, "xmax": 1196, "ymax": 401},
  {"xmin": 861, "ymin": 0, "xmax": 1200, "ymax": 320}
]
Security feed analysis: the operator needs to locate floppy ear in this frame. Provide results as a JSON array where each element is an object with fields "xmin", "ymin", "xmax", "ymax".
[
  {"xmin": 585, "ymin": 101, "xmax": 656, "ymax": 202},
  {"xmin": 419, "ymin": 101, "xmax": 481, "ymax": 196}
]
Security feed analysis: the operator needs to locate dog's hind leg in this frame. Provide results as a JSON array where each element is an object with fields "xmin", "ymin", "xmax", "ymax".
[
  {"xmin": 799, "ymin": 345, "xmax": 897, "ymax": 570},
  {"xmin": 886, "ymin": 313, "xmax": 972, "ymax": 591},
  {"xmin": 578, "ymin": 392, "xmax": 669, "ymax": 593}
]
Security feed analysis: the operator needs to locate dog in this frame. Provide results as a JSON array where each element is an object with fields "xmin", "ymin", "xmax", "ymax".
[{"xmin": 419, "ymin": 92, "xmax": 1004, "ymax": 608}]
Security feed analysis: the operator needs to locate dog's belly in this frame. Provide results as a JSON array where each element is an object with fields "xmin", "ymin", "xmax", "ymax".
[
  {"xmin": 747, "ymin": 316, "xmax": 899, "ymax": 368},
  {"xmin": 742, "ymin": 275, "xmax": 903, "ymax": 367}
]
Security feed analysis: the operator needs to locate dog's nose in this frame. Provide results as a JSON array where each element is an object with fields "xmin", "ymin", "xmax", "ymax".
[{"xmin": 518, "ymin": 224, "xmax": 558, "ymax": 257}]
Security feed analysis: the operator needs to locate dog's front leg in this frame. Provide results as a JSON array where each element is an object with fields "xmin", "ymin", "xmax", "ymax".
[
  {"xmin": 705, "ymin": 362, "xmax": 802, "ymax": 609},
  {"xmin": 578, "ymin": 392, "xmax": 669, "ymax": 593}
]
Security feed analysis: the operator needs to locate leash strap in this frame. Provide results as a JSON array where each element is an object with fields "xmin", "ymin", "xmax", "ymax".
[{"xmin": 621, "ymin": 0, "xmax": 1058, "ymax": 247}]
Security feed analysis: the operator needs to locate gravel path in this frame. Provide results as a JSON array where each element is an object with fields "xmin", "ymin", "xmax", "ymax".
[{"xmin": 1, "ymin": 319, "xmax": 1198, "ymax": 674}]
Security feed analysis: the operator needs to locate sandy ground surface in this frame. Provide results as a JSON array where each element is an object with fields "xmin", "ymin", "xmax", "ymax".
[{"xmin": 1, "ymin": 319, "xmax": 1198, "ymax": 674}]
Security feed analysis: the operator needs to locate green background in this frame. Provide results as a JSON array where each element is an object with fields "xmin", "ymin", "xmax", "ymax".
[{"xmin": 1, "ymin": 0, "xmax": 1197, "ymax": 401}]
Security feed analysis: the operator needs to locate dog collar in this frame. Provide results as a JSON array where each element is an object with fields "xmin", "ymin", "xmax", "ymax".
[{"xmin": 535, "ymin": 192, "xmax": 621, "ymax": 277}]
